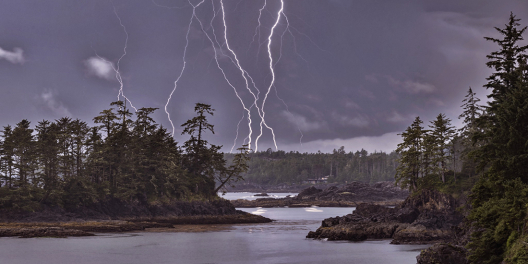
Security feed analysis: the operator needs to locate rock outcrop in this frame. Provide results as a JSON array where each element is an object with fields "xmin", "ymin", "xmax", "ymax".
[
  {"xmin": 298, "ymin": 182, "xmax": 409, "ymax": 202},
  {"xmin": 0, "ymin": 226, "xmax": 94, "ymax": 238},
  {"xmin": 231, "ymin": 181, "xmax": 409, "ymax": 207},
  {"xmin": 415, "ymin": 207, "xmax": 472, "ymax": 263},
  {"xmin": 306, "ymin": 189, "xmax": 463, "ymax": 244},
  {"xmin": 416, "ymin": 243, "xmax": 469, "ymax": 264}
]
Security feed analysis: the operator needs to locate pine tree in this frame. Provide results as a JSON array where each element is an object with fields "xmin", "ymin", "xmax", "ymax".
[
  {"xmin": 12, "ymin": 120, "xmax": 36, "ymax": 186},
  {"xmin": 484, "ymin": 13, "xmax": 528, "ymax": 106},
  {"xmin": 468, "ymin": 14, "xmax": 528, "ymax": 264},
  {"xmin": 181, "ymin": 103, "xmax": 248, "ymax": 197},
  {"xmin": 35, "ymin": 120, "xmax": 61, "ymax": 204},
  {"xmin": 429, "ymin": 113, "xmax": 456, "ymax": 183},
  {"xmin": 181, "ymin": 103, "xmax": 219, "ymax": 196},
  {"xmin": 459, "ymin": 87, "xmax": 483, "ymax": 140},
  {"xmin": 458, "ymin": 87, "xmax": 484, "ymax": 177},
  {"xmin": 0, "ymin": 125, "xmax": 14, "ymax": 188},
  {"xmin": 395, "ymin": 117, "xmax": 425, "ymax": 191}
]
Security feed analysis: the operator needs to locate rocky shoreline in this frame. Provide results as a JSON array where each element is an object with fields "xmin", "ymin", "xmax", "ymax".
[
  {"xmin": 225, "ymin": 183, "xmax": 319, "ymax": 193},
  {"xmin": 231, "ymin": 181, "xmax": 408, "ymax": 208},
  {"xmin": 0, "ymin": 212, "xmax": 271, "ymax": 238},
  {"xmin": 231, "ymin": 198, "xmax": 402, "ymax": 207},
  {"xmin": 0, "ymin": 199, "xmax": 271, "ymax": 238},
  {"xmin": 306, "ymin": 189, "xmax": 463, "ymax": 245}
]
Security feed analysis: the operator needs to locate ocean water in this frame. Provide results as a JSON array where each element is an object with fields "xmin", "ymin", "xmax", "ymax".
[
  {"xmin": 0, "ymin": 195, "xmax": 428, "ymax": 264},
  {"xmin": 219, "ymin": 192, "xmax": 298, "ymax": 201}
]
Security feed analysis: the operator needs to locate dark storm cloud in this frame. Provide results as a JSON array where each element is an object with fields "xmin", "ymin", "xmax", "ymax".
[{"xmin": 0, "ymin": 0, "xmax": 527, "ymax": 153}]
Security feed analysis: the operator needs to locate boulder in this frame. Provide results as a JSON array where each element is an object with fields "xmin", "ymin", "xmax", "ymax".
[{"xmin": 297, "ymin": 186, "xmax": 323, "ymax": 200}]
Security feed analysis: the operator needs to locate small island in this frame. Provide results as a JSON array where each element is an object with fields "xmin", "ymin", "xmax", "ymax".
[{"xmin": 0, "ymin": 102, "xmax": 270, "ymax": 238}]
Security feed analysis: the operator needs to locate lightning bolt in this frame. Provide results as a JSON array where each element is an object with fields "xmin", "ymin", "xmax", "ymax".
[
  {"xmin": 254, "ymin": 0, "xmax": 284, "ymax": 152},
  {"xmin": 219, "ymin": 0, "xmax": 267, "ymax": 152},
  {"xmin": 151, "ymin": 0, "xmax": 187, "ymax": 9},
  {"xmin": 274, "ymin": 84, "xmax": 303, "ymax": 146},
  {"xmin": 247, "ymin": 0, "xmax": 266, "ymax": 58},
  {"xmin": 167, "ymin": 0, "xmax": 259, "ymax": 151},
  {"xmin": 274, "ymin": 13, "xmax": 304, "ymax": 147},
  {"xmin": 188, "ymin": 0, "xmax": 253, "ymax": 152},
  {"xmin": 164, "ymin": 0, "xmax": 206, "ymax": 137},
  {"xmin": 94, "ymin": 4, "xmax": 138, "ymax": 112},
  {"xmin": 218, "ymin": 0, "xmax": 283, "ymax": 152},
  {"xmin": 232, "ymin": 112, "xmax": 245, "ymax": 152},
  {"xmin": 192, "ymin": 0, "xmax": 277, "ymax": 152},
  {"xmin": 158, "ymin": 0, "xmax": 306, "ymax": 153}
]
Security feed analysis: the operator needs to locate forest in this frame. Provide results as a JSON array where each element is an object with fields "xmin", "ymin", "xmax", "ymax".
[
  {"xmin": 225, "ymin": 148, "xmax": 400, "ymax": 185},
  {"xmin": 0, "ymin": 102, "xmax": 248, "ymax": 211},
  {"xmin": 1, "ymin": 11, "xmax": 528, "ymax": 263},
  {"xmin": 394, "ymin": 13, "xmax": 528, "ymax": 263}
]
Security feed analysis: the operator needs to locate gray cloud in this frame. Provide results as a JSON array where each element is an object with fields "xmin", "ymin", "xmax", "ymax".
[
  {"xmin": 84, "ymin": 56, "xmax": 115, "ymax": 81},
  {"xmin": 387, "ymin": 76, "xmax": 436, "ymax": 94},
  {"xmin": 40, "ymin": 90, "xmax": 72, "ymax": 117},
  {"xmin": 282, "ymin": 111, "xmax": 326, "ymax": 131},
  {"xmin": 331, "ymin": 112, "xmax": 370, "ymax": 128},
  {"xmin": 0, "ymin": 46, "xmax": 24, "ymax": 64},
  {"xmin": 387, "ymin": 111, "xmax": 411, "ymax": 123}
]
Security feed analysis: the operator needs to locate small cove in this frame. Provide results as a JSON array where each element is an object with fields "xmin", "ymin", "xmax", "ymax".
[{"xmin": 0, "ymin": 193, "xmax": 428, "ymax": 264}]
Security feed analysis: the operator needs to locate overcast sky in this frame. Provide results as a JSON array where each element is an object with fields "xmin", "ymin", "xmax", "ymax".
[{"xmin": 0, "ymin": 0, "xmax": 527, "ymax": 154}]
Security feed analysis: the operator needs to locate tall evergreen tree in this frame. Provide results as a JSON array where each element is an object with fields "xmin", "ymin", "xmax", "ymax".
[
  {"xmin": 0, "ymin": 125, "xmax": 14, "ymax": 188},
  {"xmin": 468, "ymin": 14, "xmax": 528, "ymax": 264},
  {"xmin": 12, "ymin": 120, "xmax": 36, "ymax": 186},
  {"xmin": 458, "ymin": 87, "xmax": 484, "ymax": 178},
  {"xmin": 35, "ymin": 120, "xmax": 61, "ymax": 204},
  {"xmin": 395, "ymin": 116, "xmax": 425, "ymax": 191},
  {"xmin": 458, "ymin": 87, "xmax": 483, "ymax": 141},
  {"xmin": 484, "ymin": 13, "xmax": 528, "ymax": 106},
  {"xmin": 181, "ymin": 103, "xmax": 220, "ymax": 196},
  {"xmin": 181, "ymin": 103, "xmax": 248, "ymax": 197},
  {"xmin": 429, "ymin": 113, "xmax": 456, "ymax": 183}
]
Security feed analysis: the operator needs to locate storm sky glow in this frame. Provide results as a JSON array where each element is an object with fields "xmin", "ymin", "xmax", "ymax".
[{"xmin": 0, "ymin": 0, "xmax": 527, "ymax": 153}]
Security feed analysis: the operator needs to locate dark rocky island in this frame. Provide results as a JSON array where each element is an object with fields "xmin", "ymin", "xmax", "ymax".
[
  {"xmin": 225, "ymin": 182, "xmax": 336, "ymax": 193},
  {"xmin": 306, "ymin": 189, "xmax": 463, "ymax": 245},
  {"xmin": 231, "ymin": 181, "xmax": 409, "ymax": 207}
]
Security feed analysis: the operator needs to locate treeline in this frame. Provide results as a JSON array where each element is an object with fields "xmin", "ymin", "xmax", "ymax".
[
  {"xmin": 395, "ymin": 111, "xmax": 471, "ymax": 192},
  {"xmin": 225, "ymin": 147, "xmax": 399, "ymax": 185},
  {"xmin": 0, "ymin": 101, "xmax": 247, "ymax": 211},
  {"xmin": 395, "ymin": 14, "xmax": 528, "ymax": 263}
]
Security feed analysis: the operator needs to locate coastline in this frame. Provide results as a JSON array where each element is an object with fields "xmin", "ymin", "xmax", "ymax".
[
  {"xmin": 306, "ymin": 189, "xmax": 463, "ymax": 246},
  {"xmin": 0, "ymin": 211, "xmax": 271, "ymax": 238},
  {"xmin": 231, "ymin": 181, "xmax": 408, "ymax": 208},
  {"xmin": 231, "ymin": 198, "xmax": 402, "ymax": 208}
]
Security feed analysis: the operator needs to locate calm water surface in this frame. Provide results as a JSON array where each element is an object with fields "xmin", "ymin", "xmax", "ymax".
[
  {"xmin": 219, "ymin": 192, "xmax": 298, "ymax": 200},
  {"xmin": 0, "ymin": 194, "xmax": 427, "ymax": 264}
]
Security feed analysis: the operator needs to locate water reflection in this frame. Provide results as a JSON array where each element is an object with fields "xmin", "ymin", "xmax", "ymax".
[
  {"xmin": 250, "ymin": 207, "xmax": 267, "ymax": 215},
  {"xmin": 304, "ymin": 206, "xmax": 323, "ymax": 213}
]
